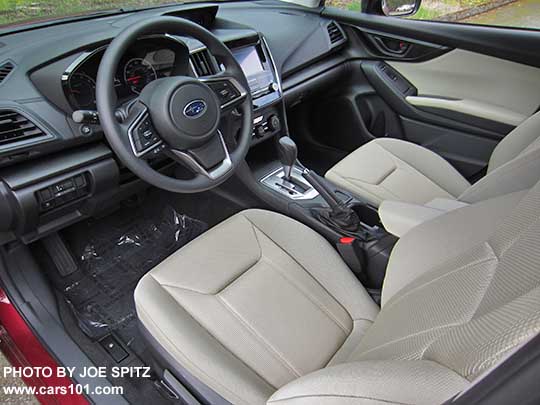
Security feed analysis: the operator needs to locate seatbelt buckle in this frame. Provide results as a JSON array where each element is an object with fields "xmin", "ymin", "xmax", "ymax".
[{"xmin": 336, "ymin": 237, "xmax": 365, "ymax": 276}]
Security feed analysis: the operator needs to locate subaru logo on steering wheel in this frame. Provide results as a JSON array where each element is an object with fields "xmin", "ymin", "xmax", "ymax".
[{"xmin": 183, "ymin": 100, "xmax": 207, "ymax": 118}]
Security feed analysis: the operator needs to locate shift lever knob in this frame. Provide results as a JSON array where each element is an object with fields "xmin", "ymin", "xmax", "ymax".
[{"xmin": 277, "ymin": 136, "xmax": 297, "ymax": 180}]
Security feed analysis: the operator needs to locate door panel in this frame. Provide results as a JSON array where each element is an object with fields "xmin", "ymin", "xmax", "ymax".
[
  {"xmin": 319, "ymin": 9, "xmax": 540, "ymax": 179},
  {"xmin": 389, "ymin": 49, "xmax": 540, "ymax": 118},
  {"xmin": 404, "ymin": 96, "xmax": 525, "ymax": 127},
  {"xmin": 362, "ymin": 59, "xmax": 500, "ymax": 178}
]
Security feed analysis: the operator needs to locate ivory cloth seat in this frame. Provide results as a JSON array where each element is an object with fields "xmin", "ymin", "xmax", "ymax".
[
  {"xmin": 325, "ymin": 111, "xmax": 540, "ymax": 206},
  {"xmin": 135, "ymin": 182, "xmax": 540, "ymax": 404}
]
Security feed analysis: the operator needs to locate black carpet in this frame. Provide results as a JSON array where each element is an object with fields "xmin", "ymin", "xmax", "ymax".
[{"xmin": 44, "ymin": 204, "xmax": 207, "ymax": 356}]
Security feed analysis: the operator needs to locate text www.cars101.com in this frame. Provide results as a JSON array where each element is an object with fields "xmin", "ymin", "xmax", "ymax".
[{"xmin": 3, "ymin": 384, "xmax": 124, "ymax": 396}]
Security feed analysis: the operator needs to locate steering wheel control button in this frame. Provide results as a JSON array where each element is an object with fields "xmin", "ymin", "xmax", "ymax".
[
  {"xmin": 128, "ymin": 109, "xmax": 163, "ymax": 157},
  {"xmin": 207, "ymin": 81, "xmax": 240, "ymax": 105}
]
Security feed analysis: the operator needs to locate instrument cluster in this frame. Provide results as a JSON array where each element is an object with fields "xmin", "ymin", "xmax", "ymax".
[{"xmin": 64, "ymin": 37, "xmax": 184, "ymax": 110}]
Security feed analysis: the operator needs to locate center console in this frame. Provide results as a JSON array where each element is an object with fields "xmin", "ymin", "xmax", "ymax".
[
  {"xmin": 232, "ymin": 36, "xmax": 395, "ymax": 296},
  {"xmin": 247, "ymin": 135, "xmax": 397, "ymax": 295}
]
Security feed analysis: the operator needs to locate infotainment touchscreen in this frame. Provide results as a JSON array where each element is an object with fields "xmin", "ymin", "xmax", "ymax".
[
  {"xmin": 232, "ymin": 45, "xmax": 274, "ymax": 96},
  {"xmin": 233, "ymin": 46, "xmax": 264, "ymax": 77}
]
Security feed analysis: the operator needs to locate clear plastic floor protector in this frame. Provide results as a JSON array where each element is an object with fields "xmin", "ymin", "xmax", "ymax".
[{"xmin": 49, "ymin": 205, "xmax": 207, "ymax": 353}]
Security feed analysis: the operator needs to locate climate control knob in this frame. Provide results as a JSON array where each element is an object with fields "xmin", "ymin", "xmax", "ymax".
[
  {"xmin": 268, "ymin": 115, "xmax": 281, "ymax": 132},
  {"xmin": 255, "ymin": 125, "xmax": 266, "ymax": 138}
]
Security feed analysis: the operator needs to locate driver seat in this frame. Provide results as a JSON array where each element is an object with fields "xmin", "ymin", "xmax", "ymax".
[{"xmin": 135, "ymin": 182, "xmax": 540, "ymax": 404}]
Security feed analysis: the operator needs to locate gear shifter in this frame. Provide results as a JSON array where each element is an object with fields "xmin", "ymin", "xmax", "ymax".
[
  {"xmin": 275, "ymin": 137, "xmax": 360, "ymax": 234},
  {"xmin": 277, "ymin": 136, "xmax": 297, "ymax": 180}
]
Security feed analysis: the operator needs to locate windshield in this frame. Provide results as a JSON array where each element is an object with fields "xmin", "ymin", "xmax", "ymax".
[{"xmin": 0, "ymin": 1, "xmax": 192, "ymax": 29}]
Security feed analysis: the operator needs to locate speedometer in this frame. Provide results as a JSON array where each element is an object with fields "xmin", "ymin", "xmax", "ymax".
[
  {"xmin": 68, "ymin": 73, "xmax": 96, "ymax": 109},
  {"xmin": 123, "ymin": 58, "xmax": 157, "ymax": 94}
]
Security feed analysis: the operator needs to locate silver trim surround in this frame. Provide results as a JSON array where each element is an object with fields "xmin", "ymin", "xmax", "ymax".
[
  {"xmin": 170, "ymin": 131, "xmax": 232, "ymax": 180},
  {"xmin": 260, "ymin": 166, "xmax": 319, "ymax": 200},
  {"xmin": 127, "ymin": 106, "xmax": 163, "ymax": 158},
  {"xmin": 261, "ymin": 36, "xmax": 282, "ymax": 97}
]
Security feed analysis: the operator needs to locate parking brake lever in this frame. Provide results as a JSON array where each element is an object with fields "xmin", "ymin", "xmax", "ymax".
[
  {"xmin": 302, "ymin": 169, "xmax": 360, "ymax": 233},
  {"xmin": 302, "ymin": 169, "xmax": 341, "ymax": 210}
]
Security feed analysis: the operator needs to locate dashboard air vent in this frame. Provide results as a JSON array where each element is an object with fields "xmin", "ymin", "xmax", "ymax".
[
  {"xmin": 190, "ymin": 49, "xmax": 217, "ymax": 77},
  {"xmin": 0, "ymin": 110, "xmax": 46, "ymax": 146},
  {"xmin": 0, "ymin": 61, "xmax": 14, "ymax": 83},
  {"xmin": 327, "ymin": 21, "xmax": 345, "ymax": 45}
]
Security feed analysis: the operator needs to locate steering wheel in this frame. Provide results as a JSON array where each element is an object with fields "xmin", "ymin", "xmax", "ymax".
[{"xmin": 96, "ymin": 17, "xmax": 253, "ymax": 193}]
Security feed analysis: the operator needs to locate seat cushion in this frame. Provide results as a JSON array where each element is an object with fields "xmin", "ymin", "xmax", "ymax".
[
  {"xmin": 135, "ymin": 209, "xmax": 379, "ymax": 405},
  {"xmin": 325, "ymin": 138, "xmax": 470, "ymax": 206}
]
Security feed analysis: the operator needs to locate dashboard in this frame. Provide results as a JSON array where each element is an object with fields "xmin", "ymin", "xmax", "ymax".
[
  {"xmin": 0, "ymin": 0, "xmax": 349, "ymax": 244},
  {"xmin": 61, "ymin": 35, "xmax": 282, "ymax": 113}
]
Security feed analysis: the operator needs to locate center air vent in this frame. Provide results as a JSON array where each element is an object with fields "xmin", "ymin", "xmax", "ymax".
[
  {"xmin": 327, "ymin": 21, "xmax": 346, "ymax": 45},
  {"xmin": 189, "ymin": 49, "xmax": 218, "ymax": 77},
  {"xmin": 0, "ymin": 110, "xmax": 47, "ymax": 147},
  {"xmin": 0, "ymin": 61, "xmax": 14, "ymax": 84}
]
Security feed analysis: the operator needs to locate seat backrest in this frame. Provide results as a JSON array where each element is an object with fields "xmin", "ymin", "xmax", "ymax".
[
  {"xmin": 488, "ymin": 111, "xmax": 540, "ymax": 172},
  {"xmin": 347, "ymin": 182, "xmax": 540, "ymax": 382},
  {"xmin": 458, "ymin": 111, "xmax": 540, "ymax": 203}
]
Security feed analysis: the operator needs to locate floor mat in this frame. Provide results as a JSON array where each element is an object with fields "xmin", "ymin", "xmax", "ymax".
[{"xmin": 45, "ymin": 205, "xmax": 207, "ymax": 356}]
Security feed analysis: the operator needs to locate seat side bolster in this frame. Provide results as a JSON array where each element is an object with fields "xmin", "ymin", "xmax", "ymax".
[
  {"xmin": 135, "ymin": 275, "xmax": 275, "ymax": 405},
  {"xmin": 266, "ymin": 360, "xmax": 469, "ymax": 405},
  {"xmin": 488, "ymin": 111, "xmax": 540, "ymax": 172},
  {"xmin": 460, "ymin": 147, "xmax": 540, "ymax": 204}
]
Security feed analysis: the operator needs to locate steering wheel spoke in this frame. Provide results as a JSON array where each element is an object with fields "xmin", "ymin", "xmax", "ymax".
[
  {"xmin": 122, "ymin": 101, "xmax": 165, "ymax": 158},
  {"xmin": 169, "ymin": 131, "xmax": 232, "ymax": 180},
  {"xmin": 201, "ymin": 75, "xmax": 248, "ymax": 111}
]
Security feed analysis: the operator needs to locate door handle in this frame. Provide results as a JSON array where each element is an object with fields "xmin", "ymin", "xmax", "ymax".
[{"xmin": 371, "ymin": 35, "xmax": 411, "ymax": 56}]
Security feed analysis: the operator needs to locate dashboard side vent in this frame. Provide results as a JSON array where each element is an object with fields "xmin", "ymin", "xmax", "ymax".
[
  {"xmin": 190, "ymin": 49, "xmax": 217, "ymax": 77},
  {"xmin": 0, "ymin": 61, "xmax": 14, "ymax": 83},
  {"xmin": 327, "ymin": 21, "xmax": 346, "ymax": 46},
  {"xmin": 0, "ymin": 110, "xmax": 46, "ymax": 147}
]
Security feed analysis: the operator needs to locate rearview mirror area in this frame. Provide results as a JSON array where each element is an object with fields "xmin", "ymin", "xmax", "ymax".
[{"xmin": 381, "ymin": 0, "xmax": 421, "ymax": 16}]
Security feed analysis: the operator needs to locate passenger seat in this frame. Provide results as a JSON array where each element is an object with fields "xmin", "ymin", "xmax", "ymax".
[{"xmin": 325, "ymin": 111, "xmax": 540, "ymax": 207}]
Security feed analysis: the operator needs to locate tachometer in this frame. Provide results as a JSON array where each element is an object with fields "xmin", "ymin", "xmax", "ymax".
[
  {"xmin": 123, "ymin": 58, "xmax": 157, "ymax": 94},
  {"xmin": 68, "ymin": 73, "xmax": 96, "ymax": 109}
]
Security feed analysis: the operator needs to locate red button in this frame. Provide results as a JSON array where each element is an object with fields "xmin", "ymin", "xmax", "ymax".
[{"xmin": 339, "ymin": 237, "xmax": 355, "ymax": 245}]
